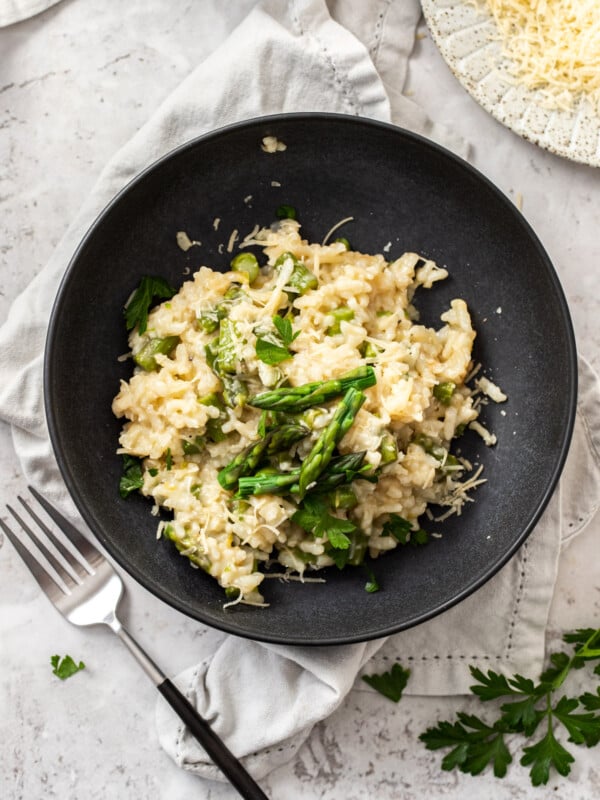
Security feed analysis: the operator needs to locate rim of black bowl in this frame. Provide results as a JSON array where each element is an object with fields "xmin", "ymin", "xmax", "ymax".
[{"xmin": 44, "ymin": 112, "xmax": 578, "ymax": 645}]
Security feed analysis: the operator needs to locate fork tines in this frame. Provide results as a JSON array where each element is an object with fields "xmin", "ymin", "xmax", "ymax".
[{"xmin": 1, "ymin": 487, "xmax": 96, "ymax": 596}]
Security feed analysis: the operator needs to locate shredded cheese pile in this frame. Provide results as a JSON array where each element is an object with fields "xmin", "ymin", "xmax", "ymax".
[{"xmin": 481, "ymin": 0, "xmax": 600, "ymax": 112}]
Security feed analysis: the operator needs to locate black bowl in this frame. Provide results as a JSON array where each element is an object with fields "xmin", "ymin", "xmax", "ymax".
[{"xmin": 45, "ymin": 113, "xmax": 577, "ymax": 645}]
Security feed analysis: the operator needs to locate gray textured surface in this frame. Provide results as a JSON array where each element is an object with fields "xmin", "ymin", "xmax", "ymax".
[{"xmin": 1, "ymin": 2, "xmax": 599, "ymax": 798}]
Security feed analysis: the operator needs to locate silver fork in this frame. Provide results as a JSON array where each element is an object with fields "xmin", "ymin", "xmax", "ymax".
[{"xmin": 0, "ymin": 486, "xmax": 269, "ymax": 800}]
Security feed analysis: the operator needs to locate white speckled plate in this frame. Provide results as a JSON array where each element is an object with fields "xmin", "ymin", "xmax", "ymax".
[{"xmin": 421, "ymin": 0, "xmax": 600, "ymax": 167}]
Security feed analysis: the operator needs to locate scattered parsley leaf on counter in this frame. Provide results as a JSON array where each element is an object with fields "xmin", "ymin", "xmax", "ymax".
[
  {"xmin": 362, "ymin": 663, "xmax": 410, "ymax": 702},
  {"xmin": 420, "ymin": 627, "xmax": 600, "ymax": 786},
  {"xmin": 51, "ymin": 654, "xmax": 85, "ymax": 680},
  {"xmin": 124, "ymin": 276, "xmax": 176, "ymax": 334}
]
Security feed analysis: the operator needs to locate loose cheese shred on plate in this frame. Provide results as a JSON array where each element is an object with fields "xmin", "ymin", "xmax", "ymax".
[{"xmin": 480, "ymin": 0, "xmax": 600, "ymax": 111}]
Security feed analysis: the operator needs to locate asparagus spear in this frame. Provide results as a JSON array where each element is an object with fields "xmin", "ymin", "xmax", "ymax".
[
  {"xmin": 218, "ymin": 424, "xmax": 309, "ymax": 490},
  {"xmin": 237, "ymin": 470, "xmax": 301, "ymax": 497},
  {"xmin": 236, "ymin": 450, "xmax": 374, "ymax": 498},
  {"xmin": 266, "ymin": 423, "xmax": 309, "ymax": 455},
  {"xmin": 311, "ymin": 452, "xmax": 376, "ymax": 493},
  {"xmin": 249, "ymin": 365, "xmax": 376, "ymax": 411},
  {"xmin": 297, "ymin": 388, "xmax": 366, "ymax": 499}
]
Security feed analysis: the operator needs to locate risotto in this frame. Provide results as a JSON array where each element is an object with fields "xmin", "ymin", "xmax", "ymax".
[{"xmin": 112, "ymin": 218, "xmax": 501, "ymax": 606}]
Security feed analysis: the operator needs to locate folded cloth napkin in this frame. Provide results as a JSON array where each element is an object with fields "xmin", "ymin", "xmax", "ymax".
[
  {"xmin": 1, "ymin": 0, "xmax": 599, "ymax": 784},
  {"xmin": 0, "ymin": 0, "xmax": 62, "ymax": 27}
]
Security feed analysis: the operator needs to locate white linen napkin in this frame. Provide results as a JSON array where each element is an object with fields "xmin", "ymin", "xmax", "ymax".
[
  {"xmin": 1, "ymin": 0, "xmax": 599, "ymax": 784},
  {"xmin": 0, "ymin": 0, "xmax": 62, "ymax": 27}
]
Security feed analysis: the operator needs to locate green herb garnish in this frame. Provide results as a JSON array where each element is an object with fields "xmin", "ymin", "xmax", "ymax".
[
  {"xmin": 51, "ymin": 654, "xmax": 85, "ymax": 681},
  {"xmin": 255, "ymin": 315, "xmax": 300, "ymax": 366},
  {"xmin": 420, "ymin": 628, "xmax": 600, "ymax": 786},
  {"xmin": 276, "ymin": 204, "xmax": 297, "ymax": 220},
  {"xmin": 292, "ymin": 495, "xmax": 356, "ymax": 549},
  {"xmin": 362, "ymin": 663, "xmax": 410, "ymax": 702},
  {"xmin": 364, "ymin": 566, "xmax": 380, "ymax": 593},
  {"xmin": 119, "ymin": 454, "xmax": 144, "ymax": 498},
  {"xmin": 124, "ymin": 276, "xmax": 176, "ymax": 334},
  {"xmin": 381, "ymin": 513, "xmax": 428, "ymax": 546}
]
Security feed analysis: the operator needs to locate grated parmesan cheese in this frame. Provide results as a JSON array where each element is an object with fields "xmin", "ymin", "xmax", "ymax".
[
  {"xmin": 176, "ymin": 231, "xmax": 201, "ymax": 251},
  {"xmin": 226, "ymin": 228, "xmax": 239, "ymax": 253},
  {"xmin": 481, "ymin": 0, "xmax": 600, "ymax": 112},
  {"xmin": 469, "ymin": 420, "xmax": 497, "ymax": 447},
  {"xmin": 476, "ymin": 376, "xmax": 507, "ymax": 403},
  {"xmin": 261, "ymin": 136, "xmax": 287, "ymax": 153}
]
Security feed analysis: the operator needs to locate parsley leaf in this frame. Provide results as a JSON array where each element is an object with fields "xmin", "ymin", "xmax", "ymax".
[
  {"xmin": 255, "ymin": 338, "xmax": 293, "ymax": 365},
  {"xmin": 272, "ymin": 315, "xmax": 300, "ymax": 346},
  {"xmin": 292, "ymin": 496, "xmax": 355, "ymax": 548},
  {"xmin": 552, "ymin": 695, "xmax": 600, "ymax": 747},
  {"xmin": 364, "ymin": 565, "xmax": 380, "ymax": 593},
  {"xmin": 255, "ymin": 315, "xmax": 300, "ymax": 365},
  {"xmin": 362, "ymin": 663, "xmax": 410, "ymax": 703},
  {"xmin": 580, "ymin": 687, "xmax": 600, "ymax": 711},
  {"xmin": 421, "ymin": 713, "xmax": 512, "ymax": 778},
  {"xmin": 124, "ymin": 276, "xmax": 176, "ymax": 334},
  {"xmin": 520, "ymin": 728, "xmax": 575, "ymax": 786},
  {"xmin": 51, "ymin": 654, "xmax": 85, "ymax": 680},
  {"xmin": 381, "ymin": 514, "xmax": 429, "ymax": 546}
]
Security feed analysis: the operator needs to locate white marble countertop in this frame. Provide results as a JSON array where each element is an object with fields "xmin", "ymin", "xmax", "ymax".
[{"xmin": 1, "ymin": 2, "xmax": 599, "ymax": 799}]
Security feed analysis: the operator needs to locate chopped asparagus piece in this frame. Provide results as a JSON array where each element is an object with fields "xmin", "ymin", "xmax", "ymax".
[
  {"xmin": 333, "ymin": 237, "xmax": 350, "ymax": 250},
  {"xmin": 231, "ymin": 252, "xmax": 259, "ymax": 283},
  {"xmin": 326, "ymin": 307, "xmax": 355, "ymax": 336},
  {"xmin": 379, "ymin": 433, "xmax": 398, "ymax": 465},
  {"xmin": 134, "ymin": 336, "xmax": 179, "ymax": 371},
  {"xmin": 274, "ymin": 251, "xmax": 318, "ymax": 295}
]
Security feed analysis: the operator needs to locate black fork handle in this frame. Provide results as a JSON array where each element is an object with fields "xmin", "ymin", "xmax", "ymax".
[
  {"xmin": 113, "ymin": 623, "xmax": 269, "ymax": 799},
  {"xmin": 157, "ymin": 679, "xmax": 270, "ymax": 800}
]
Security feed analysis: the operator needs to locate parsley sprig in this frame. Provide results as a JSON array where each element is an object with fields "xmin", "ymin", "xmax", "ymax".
[{"xmin": 420, "ymin": 628, "xmax": 600, "ymax": 786}]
